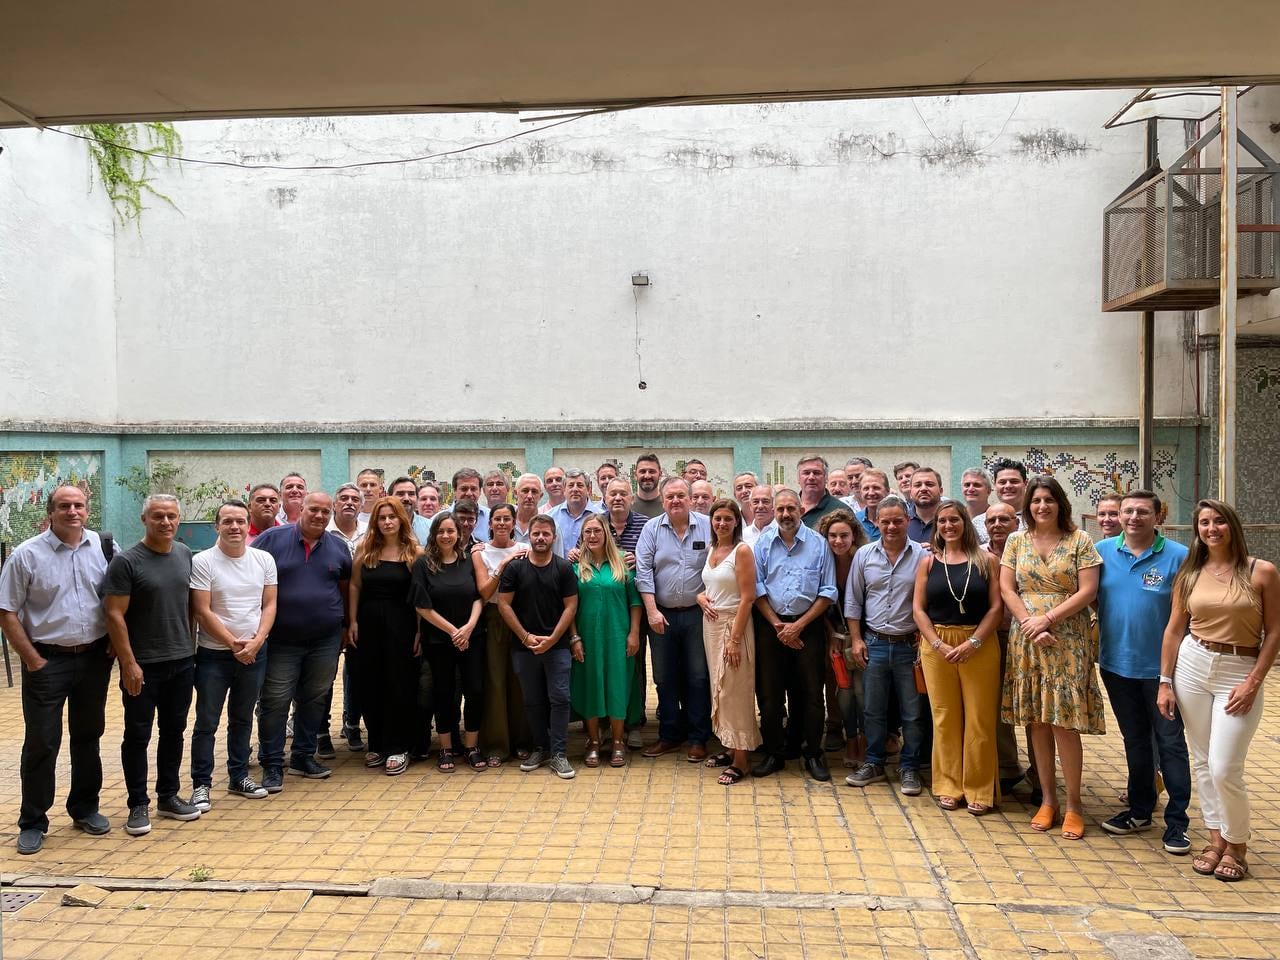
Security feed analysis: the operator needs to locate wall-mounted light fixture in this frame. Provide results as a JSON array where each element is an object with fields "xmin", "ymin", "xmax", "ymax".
[{"xmin": 631, "ymin": 271, "xmax": 650, "ymax": 286}]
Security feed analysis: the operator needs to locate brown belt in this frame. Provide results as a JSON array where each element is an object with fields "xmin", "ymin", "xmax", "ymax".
[
  {"xmin": 35, "ymin": 637, "xmax": 107, "ymax": 656},
  {"xmin": 1191, "ymin": 635, "xmax": 1260, "ymax": 659}
]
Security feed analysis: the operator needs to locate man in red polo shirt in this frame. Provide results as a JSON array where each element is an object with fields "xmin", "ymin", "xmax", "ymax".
[{"xmin": 247, "ymin": 484, "xmax": 281, "ymax": 544}]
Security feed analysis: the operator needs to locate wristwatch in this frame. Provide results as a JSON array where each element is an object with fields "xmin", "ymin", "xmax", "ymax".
[{"xmin": 968, "ymin": 636, "xmax": 984, "ymax": 649}]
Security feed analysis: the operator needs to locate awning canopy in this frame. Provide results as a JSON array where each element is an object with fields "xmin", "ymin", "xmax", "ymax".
[{"xmin": 3, "ymin": 0, "xmax": 1279, "ymax": 127}]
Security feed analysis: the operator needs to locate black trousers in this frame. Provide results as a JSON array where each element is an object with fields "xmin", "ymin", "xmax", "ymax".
[
  {"xmin": 755, "ymin": 613, "xmax": 827, "ymax": 760},
  {"xmin": 121, "ymin": 656, "xmax": 195, "ymax": 807},
  {"xmin": 19, "ymin": 640, "xmax": 112, "ymax": 832}
]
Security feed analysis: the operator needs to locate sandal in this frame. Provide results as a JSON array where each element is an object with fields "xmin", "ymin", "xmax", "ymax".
[
  {"xmin": 967, "ymin": 803, "xmax": 994, "ymax": 817},
  {"xmin": 1031, "ymin": 804, "xmax": 1060, "ymax": 832},
  {"xmin": 610, "ymin": 745, "xmax": 627, "ymax": 768},
  {"xmin": 1214, "ymin": 852, "xmax": 1248, "ymax": 882},
  {"xmin": 584, "ymin": 740, "xmax": 601, "ymax": 768},
  {"xmin": 1193, "ymin": 845, "xmax": 1225, "ymax": 876},
  {"xmin": 718, "ymin": 766, "xmax": 746, "ymax": 786},
  {"xmin": 385, "ymin": 753, "xmax": 408, "ymax": 776},
  {"xmin": 437, "ymin": 749, "xmax": 455, "ymax": 773},
  {"xmin": 487, "ymin": 754, "xmax": 503, "ymax": 768},
  {"xmin": 703, "ymin": 752, "xmax": 733, "ymax": 769},
  {"xmin": 364, "ymin": 752, "xmax": 385, "ymax": 768},
  {"xmin": 938, "ymin": 796, "xmax": 960, "ymax": 811},
  {"xmin": 1062, "ymin": 810, "xmax": 1086, "ymax": 841},
  {"xmin": 467, "ymin": 748, "xmax": 486, "ymax": 771}
]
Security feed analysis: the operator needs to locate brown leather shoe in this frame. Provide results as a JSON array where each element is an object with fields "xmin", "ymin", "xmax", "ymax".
[
  {"xmin": 641, "ymin": 740, "xmax": 682, "ymax": 758},
  {"xmin": 687, "ymin": 743, "xmax": 708, "ymax": 763}
]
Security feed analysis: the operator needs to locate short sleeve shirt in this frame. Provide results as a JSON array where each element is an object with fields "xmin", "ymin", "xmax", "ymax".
[
  {"xmin": 189, "ymin": 546, "xmax": 278, "ymax": 651},
  {"xmin": 498, "ymin": 555, "xmax": 579, "ymax": 649},
  {"xmin": 103, "ymin": 541, "xmax": 194, "ymax": 663}
]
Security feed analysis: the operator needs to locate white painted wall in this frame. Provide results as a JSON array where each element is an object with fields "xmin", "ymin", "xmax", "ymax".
[
  {"xmin": 12, "ymin": 89, "xmax": 1280, "ymax": 426},
  {"xmin": 0, "ymin": 128, "xmax": 116, "ymax": 422}
]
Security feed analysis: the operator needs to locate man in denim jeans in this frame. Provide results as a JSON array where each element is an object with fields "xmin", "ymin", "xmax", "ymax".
[
  {"xmin": 104, "ymin": 495, "xmax": 202, "ymax": 836},
  {"xmin": 251, "ymin": 493, "xmax": 352, "ymax": 791},
  {"xmin": 842, "ymin": 495, "xmax": 927, "ymax": 796},
  {"xmin": 189, "ymin": 500, "xmax": 278, "ymax": 811}
]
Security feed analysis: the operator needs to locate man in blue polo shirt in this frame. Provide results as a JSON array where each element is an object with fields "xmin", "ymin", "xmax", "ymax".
[
  {"xmin": 1095, "ymin": 489, "xmax": 1191, "ymax": 855},
  {"xmin": 251, "ymin": 492, "xmax": 352, "ymax": 790}
]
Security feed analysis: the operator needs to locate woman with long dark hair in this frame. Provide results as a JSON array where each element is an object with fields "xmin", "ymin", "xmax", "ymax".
[
  {"xmin": 913, "ymin": 499, "xmax": 1003, "ymax": 814},
  {"xmin": 1000, "ymin": 476, "xmax": 1102, "ymax": 840},
  {"xmin": 818, "ymin": 509, "xmax": 868, "ymax": 768},
  {"xmin": 349, "ymin": 496, "xmax": 421, "ymax": 775},
  {"xmin": 1158, "ymin": 499, "xmax": 1280, "ymax": 882},
  {"xmin": 412, "ymin": 514, "xmax": 485, "ymax": 772}
]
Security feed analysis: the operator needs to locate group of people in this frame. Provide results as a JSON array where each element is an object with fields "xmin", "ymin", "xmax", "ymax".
[{"xmin": 2, "ymin": 453, "xmax": 1276, "ymax": 884}]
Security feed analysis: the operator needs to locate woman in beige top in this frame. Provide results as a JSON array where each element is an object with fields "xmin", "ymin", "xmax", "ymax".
[{"xmin": 1158, "ymin": 499, "xmax": 1280, "ymax": 882}]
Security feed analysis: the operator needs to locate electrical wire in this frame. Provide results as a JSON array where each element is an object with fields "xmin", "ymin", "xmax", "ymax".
[{"xmin": 40, "ymin": 113, "xmax": 590, "ymax": 171}]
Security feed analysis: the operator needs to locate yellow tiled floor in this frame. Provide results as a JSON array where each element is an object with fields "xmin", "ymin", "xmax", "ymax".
[{"xmin": 2, "ymin": 671, "xmax": 1278, "ymax": 956}]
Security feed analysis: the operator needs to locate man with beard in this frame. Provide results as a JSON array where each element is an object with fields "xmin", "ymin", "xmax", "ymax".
[
  {"xmin": 907, "ymin": 468, "xmax": 944, "ymax": 544},
  {"xmin": 632, "ymin": 454, "xmax": 664, "ymax": 519}
]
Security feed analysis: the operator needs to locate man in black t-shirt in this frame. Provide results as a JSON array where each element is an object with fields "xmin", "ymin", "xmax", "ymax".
[
  {"xmin": 497, "ymin": 515, "xmax": 579, "ymax": 779},
  {"xmin": 104, "ymin": 495, "xmax": 201, "ymax": 837}
]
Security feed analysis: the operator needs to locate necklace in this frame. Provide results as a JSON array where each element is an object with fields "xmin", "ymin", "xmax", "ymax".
[
  {"xmin": 940, "ymin": 552, "xmax": 973, "ymax": 615},
  {"xmin": 1207, "ymin": 563, "xmax": 1233, "ymax": 582}
]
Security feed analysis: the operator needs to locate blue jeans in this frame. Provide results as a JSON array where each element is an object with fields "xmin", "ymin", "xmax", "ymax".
[
  {"xmin": 1101, "ymin": 669, "xmax": 1191, "ymax": 832},
  {"xmin": 650, "ymin": 605, "xmax": 711, "ymax": 745},
  {"xmin": 257, "ymin": 633, "xmax": 340, "ymax": 770},
  {"xmin": 862, "ymin": 634, "xmax": 925, "ymax": 770},
  {"xmin": 192, "ymin": 646, "xmax": 268, "ymax": 787},
  {"xmin": 512, "ymin": 646, "xmax": 572, "ymax": 755}
]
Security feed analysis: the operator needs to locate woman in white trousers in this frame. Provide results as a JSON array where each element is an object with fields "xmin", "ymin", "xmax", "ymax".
[{"xmin": 1158, "ymin": 499, "xmax": 1280, "ymax": 882}]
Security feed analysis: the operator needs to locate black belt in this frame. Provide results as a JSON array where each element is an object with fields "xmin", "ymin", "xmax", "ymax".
[
  {"xmin": 865, "ymin": 628, "xmax": 916, "ymax": 643},
  {"xmin": 660, "ymin": 603, "xmax": 698, "ymax": 613},
  {"xmin": 34, "ymin": 637, "xmax": 108, "ymax": 656}
]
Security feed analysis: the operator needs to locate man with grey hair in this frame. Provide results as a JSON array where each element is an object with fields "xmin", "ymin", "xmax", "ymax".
[
  {"xmin": 797, "ymin": 454, "xmax": 847, "ymax": 529},
  {"xmin": 732, "ymin": 472, "xmax": 758, "ymax": 513},
  {"xmin": 689, "ymin": 480, "xmax": 715, "ymax": 515},
  {"xmin": 512, "ymin": 473, "xmax": 543, "ymax": 544},
  {"xmin": 325, "ymin": 482, "xmax": 366, "ymax": 752},
  {"xmin": 843, "ymin": 494, "xmax": 927, "ymax": 797},
  {"xmin": 549, "ymin": 468, "xmax": 600, "ymax": 558},
  {"xmin": 104, "ymin": 494, "xmax": 201, "ymax": 835},
  {"xmin": 742, "ymin": 483, "xmax": 775, "ymax": 548},
  {"xmin": 842, "ymin": 457, "xmax": 873, "ymax": 510}
]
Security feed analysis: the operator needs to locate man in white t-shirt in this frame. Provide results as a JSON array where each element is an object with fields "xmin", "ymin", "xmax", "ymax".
[{"xmin": 189, "ymin": 500, "xmax": 278, "ymax": 810}]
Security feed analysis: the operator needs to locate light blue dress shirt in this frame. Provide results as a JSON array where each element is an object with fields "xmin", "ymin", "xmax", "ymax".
[
  {"xmin": 752, "ymin": 523, "xmax": 838, "ymax": 616},
  {"xmin": 549, "ymin": 499, "xmax": 603, "ymax": 558},
  {"xmin": 843, "ymin": 539, "xmax": 924, "ymax": 635},
  {"xmin": 634, "ymin": 512, "xmax": 712, "ymax": 608},
  {"xmin": 0, "ymin": 529, "xmax": 108, "ymax": 645}
]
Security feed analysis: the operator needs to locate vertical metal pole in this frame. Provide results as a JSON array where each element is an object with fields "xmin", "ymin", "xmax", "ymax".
[
  {"xmin": 1138, "ymin": 119, "xmax": 1157, "ymax": 489},
  {"xmin": 1218, "ymin": 87, "xmax": 1238, "ymax": 504}
]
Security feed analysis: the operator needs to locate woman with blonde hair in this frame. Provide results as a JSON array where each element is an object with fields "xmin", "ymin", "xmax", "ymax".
[
  {"xmin": 411, "ymin": 513, "xmax": 484, "ymax": 772},
  {"xmin": 570, "ymin": 514, "xmax": 641, "ymax": 767},
  {"xmin": 1000, "ymin": 476, "xmax": 1103, "ymax": 841},
  {"xmin": 1158, "ymin": 499, "xmax": 1280, "ymax": 882},
  {"xmin": 696, "ymin": 498, "xmax": 760, "ymax": 785},
  {"xmin": 348, "ymin": 496, "xmax": 421, "ymax": 775},
  {"xmin": 913, "ymin": 499, "xmax": 1003, "ymax": 814}
]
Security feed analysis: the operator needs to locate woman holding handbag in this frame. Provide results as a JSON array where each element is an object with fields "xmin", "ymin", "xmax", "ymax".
[
  {"xmin": 913, "ymin": 499, "xmax": 1003, "ymax": 814},
  {"xmin": 818, "ymin": 509, "xmax": 868, "ymax": 768}
]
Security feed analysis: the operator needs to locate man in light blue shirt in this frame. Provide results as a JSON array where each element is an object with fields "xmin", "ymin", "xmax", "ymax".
[
  {"xmin": 1095, "ymin": 490, "xmax": 1192, "ymax": 854},
  {"xmin": 634, "ymin": 478, "xmax": 713, "ymax": 761},
  {"xmin": 843, "ymin": 495, "xmax": 927, "ymax": 797},
  {"xmin": 388, "ymin": 476, "xmax": 432, "ymax": 544},
  {"xmin": 549, "ymin": 468, "xmax": 602, "ymax": 558},
  {"xmin": 751, "ymin": 488, "xmax": 838, "ymax": 782}
]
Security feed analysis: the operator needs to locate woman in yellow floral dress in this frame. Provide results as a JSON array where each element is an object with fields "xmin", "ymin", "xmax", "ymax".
[{"xmin": 1000, "ymin": 476, "xmax": 1102, "ymax": 841}]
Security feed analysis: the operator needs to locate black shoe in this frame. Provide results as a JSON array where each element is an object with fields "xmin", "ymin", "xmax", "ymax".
[
  {"xmin": 1101, "ymin": 810, "xmax": 1153, "ymax": 835},
  {"xmin": 823, "ymin": 730, "xmax": 845, "ymax": 753},
  {"xmin": 17, "ymin": 828, "xmax": 45, "ymax": 854},
  {"xmin": 72, "ymin": 812, "xmax": 111, "ymax": 836},
  {"xmin": 342, "ymin": 725, "xmax": 365, "ymax": 752},
  {"xmin": 752, "ymin": 755, "xmax": 785, "ymax": 778},
  {"xmin": 1029, "ymin": 786, "xmax": 1043, "ymax": 807},
  {"xmin": 288, "ymin": 757, "xmax": 332, "ymax": 779},
  {"xmin": 999, "ymin": 773, "xmax": 1025, "ymax": 794},
  {"xmin": 805, "ymin": 756, "xmax": 831, "ymax": 782},
  {"xmin": 315, "ymin": 735, "xmax": 336, "ymax": 760},
  {"xmin": 261, "ymin": 768, "xmax": 284, "ymax": 793}
]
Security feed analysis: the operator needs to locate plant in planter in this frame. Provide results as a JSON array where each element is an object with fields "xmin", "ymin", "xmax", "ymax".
[{"xmin": 115, "ymin": 461, "xmax": 239, "ymax": 522}]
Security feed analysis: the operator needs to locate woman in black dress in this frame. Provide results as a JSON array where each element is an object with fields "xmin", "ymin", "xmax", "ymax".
[
  {"xmin": 412, "ymin": 513, "xmax": 486, "ymax": 771},
  {"xmin": 348, "ymin": 496, "xmax": 422, "ymax": 776}
]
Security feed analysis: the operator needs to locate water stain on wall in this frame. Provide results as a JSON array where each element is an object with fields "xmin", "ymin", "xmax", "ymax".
[
  {"xmin": 664, "ymin": 145, "xmax": 735, "ymax": 170},
  {"xmin": 269, "ymin": 186, "xmax": 298, "ymax": 208},
  {"xmin": 1014, "ymin": 127, "xmax": 1092, "ymax": 162}
]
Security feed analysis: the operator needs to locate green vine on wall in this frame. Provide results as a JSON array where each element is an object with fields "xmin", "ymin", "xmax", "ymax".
[{"xmin": 73, "ymin": 121, "xmax": 181, "ymax": 226}]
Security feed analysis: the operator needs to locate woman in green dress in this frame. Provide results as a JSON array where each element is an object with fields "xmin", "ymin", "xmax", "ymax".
[
  {"xmin": 570, "ymin": 514, "xmax": 641, "ymax": 768},
  {"xmin": 1000, "ymin": 475, "xmax": 1102, "ymax": 841}
]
